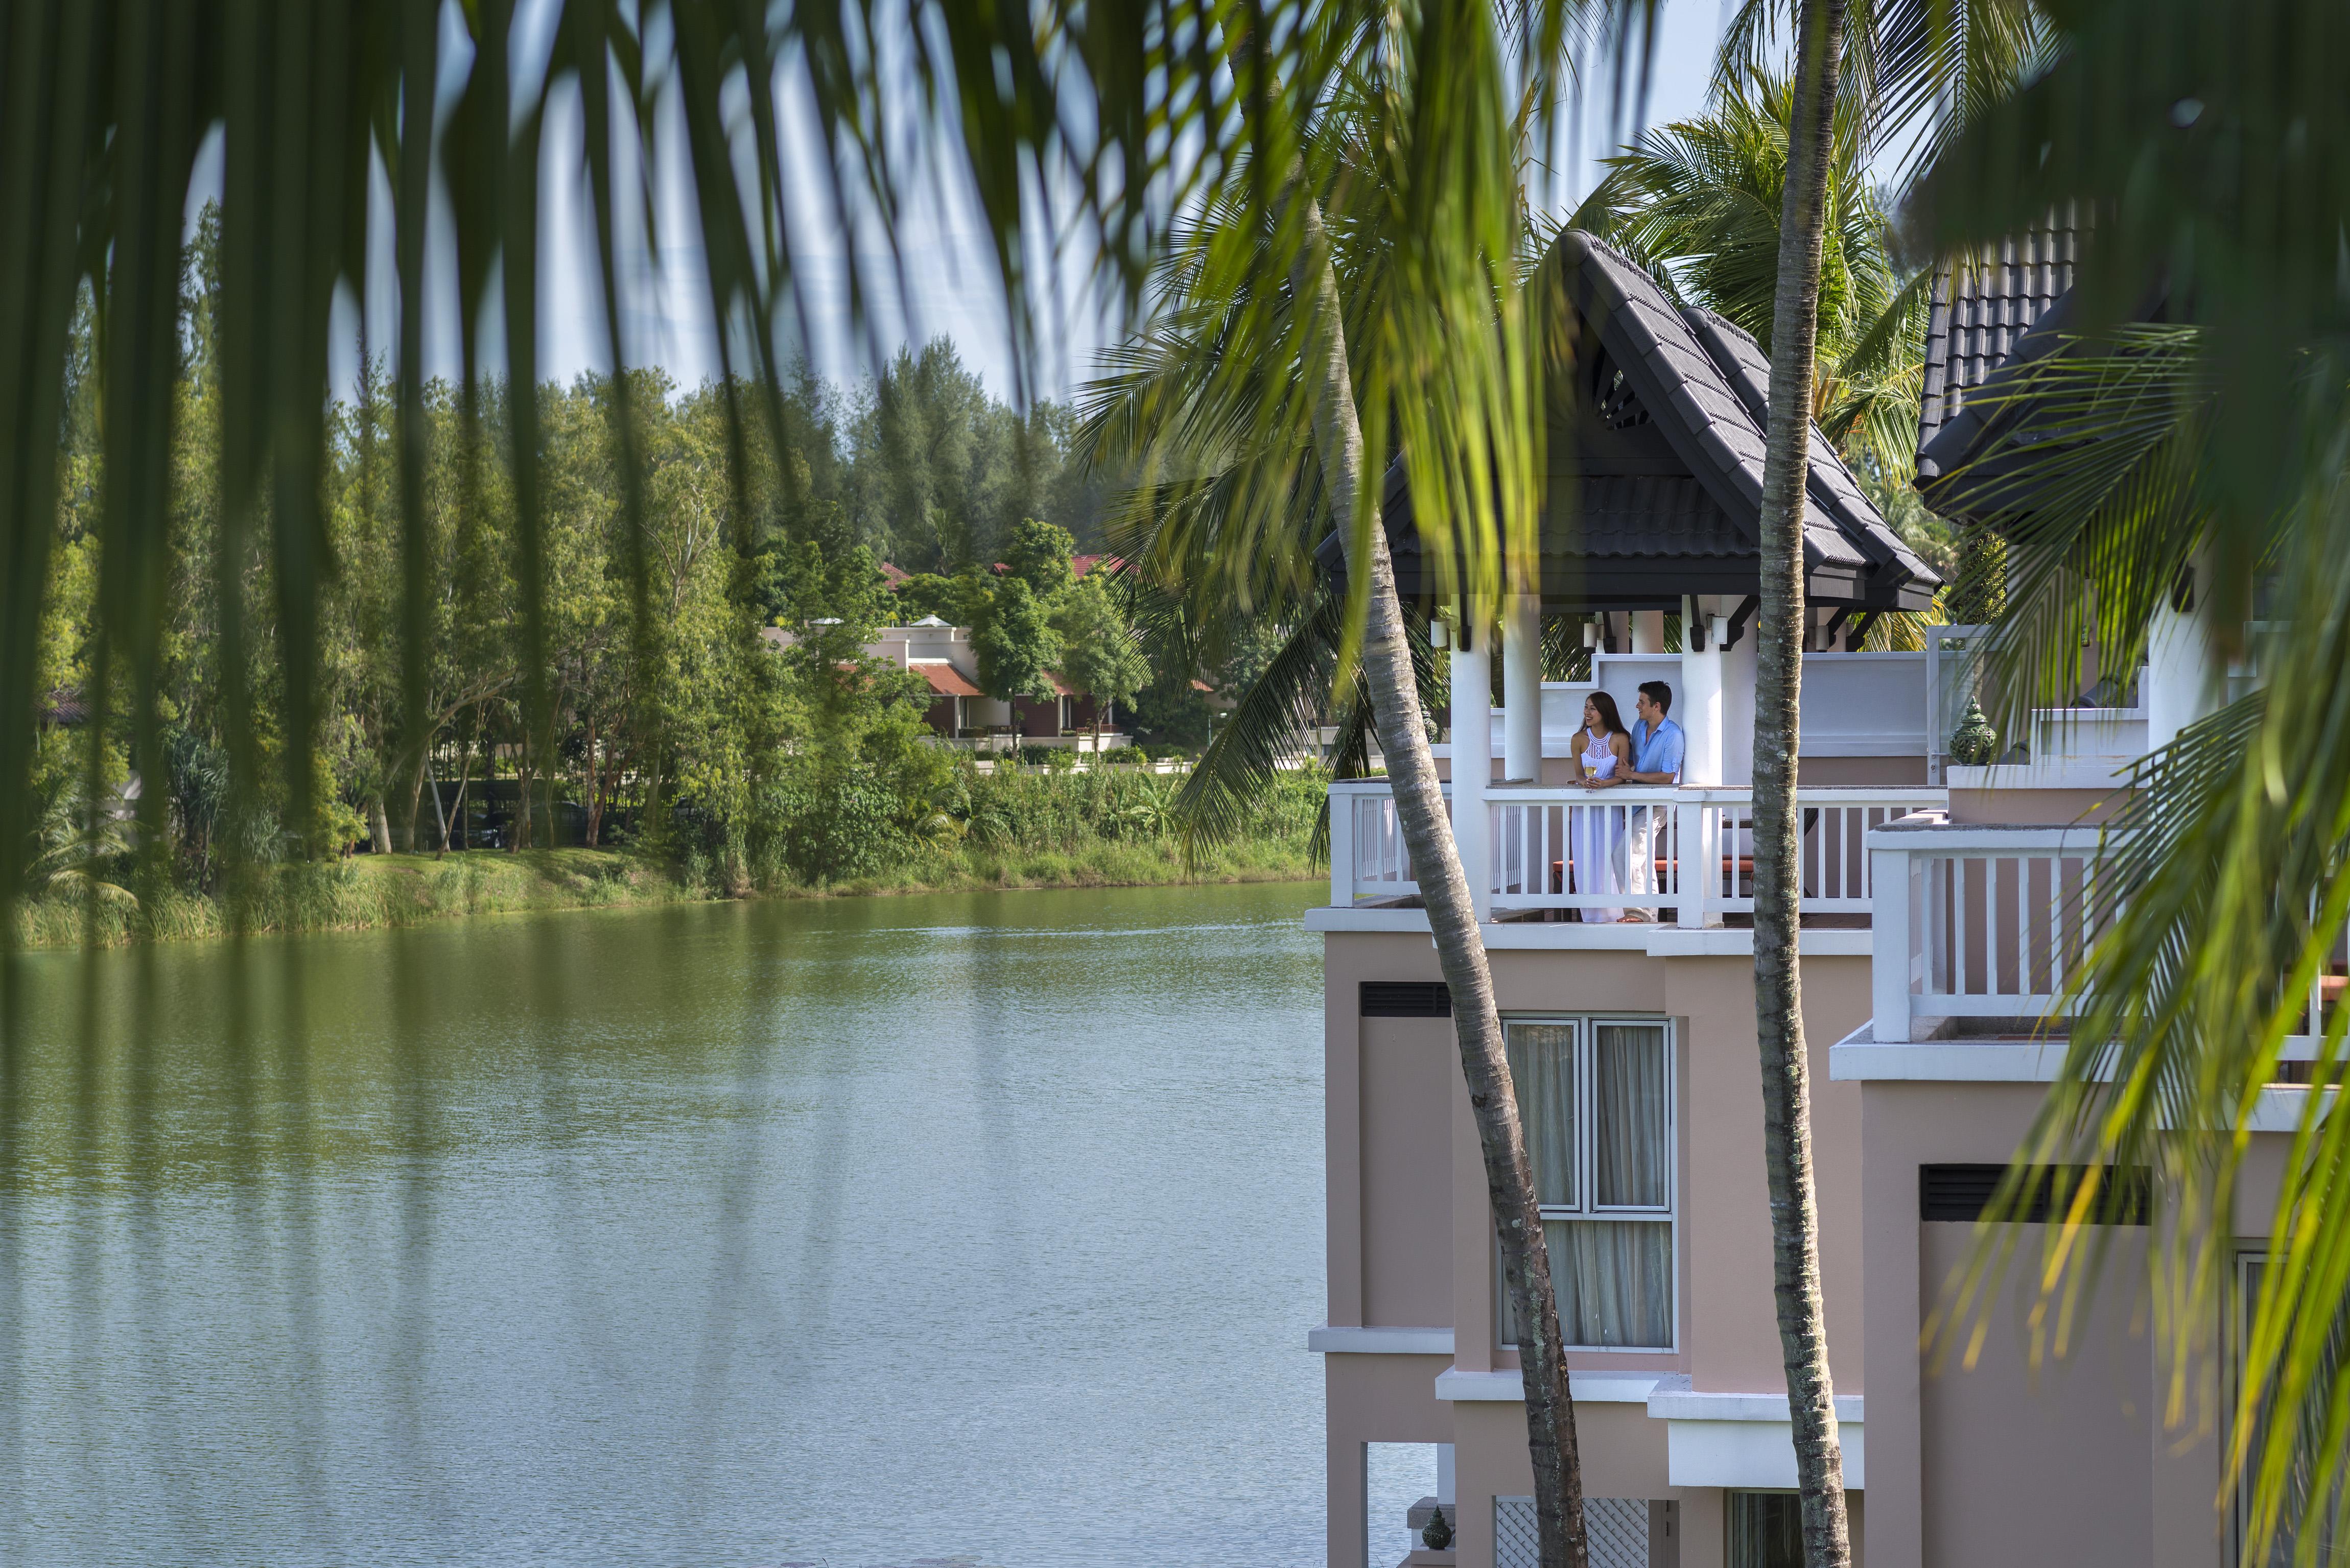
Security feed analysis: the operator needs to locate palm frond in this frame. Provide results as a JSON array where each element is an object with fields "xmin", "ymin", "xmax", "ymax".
[{"xmin": 1926, "ymin": 312, "xmax": 2350, "ymax": 1560}]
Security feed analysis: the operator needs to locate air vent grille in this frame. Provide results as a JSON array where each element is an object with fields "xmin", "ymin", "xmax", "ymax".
[
  {"xmin": 1360, "ymin": 981, "xmax": 1453, "ymax": 1018},
  {"xmin": 1919, "ymin": 1163, "xmax": 2149, "ymax": 1225}
]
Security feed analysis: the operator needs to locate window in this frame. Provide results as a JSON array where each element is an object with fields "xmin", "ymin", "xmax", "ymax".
[
  {"xmin": 1726, "ymin": 1492, "xmax": 1802, "ymax": 1568},
  {"xmin": 2234, "ymin": 1256, "xmax": 2347, "ymax": 1566},
  {"xmin": 1497, "ymin": 1017, "xmax": 1675, "ymax": 1350}
]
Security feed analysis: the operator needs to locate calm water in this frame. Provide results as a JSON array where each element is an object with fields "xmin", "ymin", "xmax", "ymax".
[{"xmin": 0, "ymin": 882, "xmax": 1342, "ymax": 1567}]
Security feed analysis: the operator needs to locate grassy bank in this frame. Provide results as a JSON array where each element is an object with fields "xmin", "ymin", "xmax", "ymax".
[{"xmin": 12, "ymin": 836, "xmax": 1320, "ymax": 949}]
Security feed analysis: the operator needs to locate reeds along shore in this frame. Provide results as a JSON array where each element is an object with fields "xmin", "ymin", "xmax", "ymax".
[{"xmin": 11, "ymin": 835, "xmax": 1321, "ymax": 950}]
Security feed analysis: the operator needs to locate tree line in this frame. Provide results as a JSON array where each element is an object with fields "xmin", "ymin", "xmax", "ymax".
[{"xmin": 31, "ymin": 210, "xmax": 1184, "ymax": 897}]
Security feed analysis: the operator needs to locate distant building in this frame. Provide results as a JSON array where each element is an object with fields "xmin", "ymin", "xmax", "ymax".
[{"xmin": 761, "ymin": 615, "xmax": 1124, "ymax": 750}]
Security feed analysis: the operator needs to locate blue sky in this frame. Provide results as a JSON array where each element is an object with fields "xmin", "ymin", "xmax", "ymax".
[{"xmin": 193, "ymin": 2, "xmax": 1732, "ymax": 408}]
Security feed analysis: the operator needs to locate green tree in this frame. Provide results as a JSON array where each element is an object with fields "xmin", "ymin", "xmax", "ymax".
[
  {"xmin": 1001, "ymin": 516, "xmax": 1077, "ymax": 600},
  {"xmin": 973, "ymin": 578, "xmax": 1062, "ymax": 708},
  {"xmin": 1049, "ymin": 571, "xmax": 1151, "ymax": 741}
]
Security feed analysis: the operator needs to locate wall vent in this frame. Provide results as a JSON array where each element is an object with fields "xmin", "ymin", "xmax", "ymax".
[
  {"xmin": 1360, "ymin": 981, "xmax": 1452, "ymax": 1018},
  {"xmin": 1919, "ymin": 1163, "xmax": 2150, "ymax": 1225}
]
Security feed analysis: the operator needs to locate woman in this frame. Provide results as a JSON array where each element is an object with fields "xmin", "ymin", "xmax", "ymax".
[{"xmin": 1566, "ymin": 692, "xmax": 1633, "ymax": 922}]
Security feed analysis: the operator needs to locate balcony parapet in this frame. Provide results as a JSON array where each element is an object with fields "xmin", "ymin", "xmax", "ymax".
[
  {"xmin": 1328, "ymin": 779, "xmax": 1946, "ymax": 936},
  {"xmin": 1862, "ymin": 812, "xmax": 2340, "ymax": 1055}
]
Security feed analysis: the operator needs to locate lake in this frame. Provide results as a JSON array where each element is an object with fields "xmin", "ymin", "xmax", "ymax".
[{"xmin": 0, "ymin": 880, "xmax": 1374, "ymax": 1567}]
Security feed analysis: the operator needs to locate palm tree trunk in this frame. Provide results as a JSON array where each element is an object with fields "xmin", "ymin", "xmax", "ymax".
[
  {"xmin": 1286, "ymin": 181, "xmax": 1587, "ymax": 1568},
  {"xmin": 1753, "ymin": 3, "xmax": 1853, "ymax": 1566}
]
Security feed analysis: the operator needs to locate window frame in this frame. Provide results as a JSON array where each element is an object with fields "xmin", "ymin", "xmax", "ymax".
[{"xmin": 1497, "ymin": 1013, "xmax": 1678, "ymax": 1353}]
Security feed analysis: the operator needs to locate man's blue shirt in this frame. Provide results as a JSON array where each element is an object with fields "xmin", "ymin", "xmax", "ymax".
[{"xmin": 1631, "ymin": 716, "xmax": 1685, "ymax": 780}]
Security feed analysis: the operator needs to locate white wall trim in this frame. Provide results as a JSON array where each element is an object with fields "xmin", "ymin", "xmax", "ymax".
[
  {"xmin": 1646, "ymin": 1381, "xmax": 1863, "ymax": 1423},
  {"xmin": 1303, "ymin": 906, "xmax": 1435, "ymax": 934},
  {"xmin": 1433, "ymin": 1369, "xmax": 1662, "ymax": 1403},
  {"xmin": 1640, "ymin": 1378, "xmax": 1866, "ymax": 1488},
  {"xmin": 1305, "ymin": 906, "xmax": 1874, "ymax": 959},
  {"xmin": 1307, "ymin": 1325, "xmax": 1455, "ymax": 1355},
  {"xmin": 1829, "ymin": 1034, "xmax": 2073, "ymax": 1082}
]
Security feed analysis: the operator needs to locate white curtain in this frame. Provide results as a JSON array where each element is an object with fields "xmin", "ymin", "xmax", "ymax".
[
  {"xmin": 1550, "ymin": 1219, "xmax": 1673, "ymax": 1347},
  {"xmin": 1506, "ymin": 1023, "xmax": 1577, "ymax": 1207},
  {"xmin": 1593, "ymin": 1025, "xmax": 1668, "ymax": 1207},
  {"xmin": 1500, "ymin": 1221, "xmax": 1673, "ymax": 1349}
]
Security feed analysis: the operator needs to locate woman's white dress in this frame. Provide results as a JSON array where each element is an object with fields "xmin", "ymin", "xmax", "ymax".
[{"xmin": 1572, "ymin": 729, "xmax": 1623, "ymax": 922}]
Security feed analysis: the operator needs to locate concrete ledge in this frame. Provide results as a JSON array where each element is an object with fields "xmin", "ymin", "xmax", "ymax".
[
  {"xmin": 1304, "ymin": 906, "xmax": 1435, "ymax": 934},
  {"xmin": 1945, "ymin": 759, "xmax": 2134, "ymax": 791},
  {"xmin": 1646, "ymin": 1378, "xmax": 1866, "ymax": 1489},
  {"xmin": 1308, "ymin": 1325, "xmax": 1455, "ymax": 1355},
  {"xmin": 1829, "ymin": 1035, "xmax": 2073, "ymax": 1082},
  {"xmin": 1306, "ymin": 907, "xmax": 1876, "ymax": 957},
  {"xmin": 1646, "ymin": 1381, "xmax": 1863, "ymax": 1423},
  {"xmin": 1433, "ymin": 1369, "xmax": 1661, "ymax": 1403}
]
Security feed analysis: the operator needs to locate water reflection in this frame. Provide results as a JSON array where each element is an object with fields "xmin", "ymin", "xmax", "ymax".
[{"xmin": 0, "ymin": 883, "xmax": 1326, "ymax": 1567}]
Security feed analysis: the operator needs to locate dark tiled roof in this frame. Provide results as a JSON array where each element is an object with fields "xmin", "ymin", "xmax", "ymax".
[
  {"xmin": 1674, "ymin": 303, "xmax": 1932, "ymax": 584},
  {"xmin": 1321, "ymin": 230, "xmax": 1941, "ymax": 609},
  {"xmin": 1916, "ymin": 217, "xmax": 2079, "ymax": 463},
  {"xmin": 1564, "ymin": 474, "xmax": 1747, "ymax": 558}
]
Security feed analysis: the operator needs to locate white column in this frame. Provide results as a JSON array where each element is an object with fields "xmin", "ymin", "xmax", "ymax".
[
  {"xmin": 1451, "ymin": 600, "xmax": 1493, "ymax": 923},
  {"xmin": 1678, "ymin": 643, "xmax": 1725, "ymax": 787},
  {"xmin": 1501, "ymin": 594, "xmax": 1542, "ymax": 783},
  {"xmin": 1329, "ymin": 780, "xmax": 1355, "ymax": 910},
  {"xmin": 1872, "ymin": 843, "xmax": 1914, "ymax": 1042},
  {"xmin": 1678, "ymin": 619, "xmax": 1726, "ymax": 929},
  {"xmin": 2146, "ymin": 582, "xmax": 2218, "ymax": 752}
]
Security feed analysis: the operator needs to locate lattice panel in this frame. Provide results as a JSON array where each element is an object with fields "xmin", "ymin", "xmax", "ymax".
[
  {"xmin": 1495, "ymin": 1497, "xmax": 1539, "ymax": 1568},
  {"xmin": 1588, "ymin": 1497, "xmax": 1650, "ymax": 1568},
  {"xmin": 1493, "ymin": 1496, "xmax": 1650, "ymax": 1568}
]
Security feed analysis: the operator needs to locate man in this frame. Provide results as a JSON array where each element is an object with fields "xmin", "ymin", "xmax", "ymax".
[
  {"xmin": 1625, "ymin": 682, "xmax": 1685, "ymax": 786},
  {"xmin": 1590, "ymin": 681, "xmax": 1685, "ymax": 919}
]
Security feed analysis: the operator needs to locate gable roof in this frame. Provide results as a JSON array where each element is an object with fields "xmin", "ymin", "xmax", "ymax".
[{"xmin": 1324, "ymin": 230, "xmax": 1939, "ymax": 611}]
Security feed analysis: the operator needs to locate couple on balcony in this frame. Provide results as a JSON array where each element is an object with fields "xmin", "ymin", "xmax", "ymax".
[{"xmin": 1567, "ymin": 681, "xmax": 1684, "ymax": 923}]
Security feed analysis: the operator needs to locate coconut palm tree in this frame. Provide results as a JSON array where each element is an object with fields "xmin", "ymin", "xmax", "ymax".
[
  {"xmin": 1652, "ymin": 7, "xmax": 2047, "ymax": 1561},
  {"xmin": 1082, "ymin": 49, "xmax": 1609, "ymax": 1561},
  {"xmin": 1742, "ymin": 7, "xmax": 1861, "ymax": 1562}
]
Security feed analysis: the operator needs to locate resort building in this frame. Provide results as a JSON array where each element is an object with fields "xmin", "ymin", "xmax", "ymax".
[
  {"xmin": 763, "ymin": 616, "xmax": 1123, "ymax": 747},
  {"xmin": 1312, "ymin": 227, "xmax": 2278, "ymax": 1567}
]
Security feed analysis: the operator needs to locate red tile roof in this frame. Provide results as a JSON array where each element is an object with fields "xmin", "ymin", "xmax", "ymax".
[
  {"xmin": 914, "ymin": 662, "xmax": 982, "ymax": 697},
  {"xmin": 985, "ymin": 554, "xmax": 1124, "ymax": 579}
]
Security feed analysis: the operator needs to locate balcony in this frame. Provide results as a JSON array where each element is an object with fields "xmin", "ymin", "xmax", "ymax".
[
  {"xmin": 1327, "ymin": 780, "xmax": 1947, "ymax": 937},
  {"xmin": 1844, "ymin": 813, "xmax": 2343, "ymax": 1076}
]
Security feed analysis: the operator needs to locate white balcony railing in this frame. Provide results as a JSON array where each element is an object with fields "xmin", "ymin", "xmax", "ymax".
[
  {"xmin": 1329, "ymin": 781, "xmax": 1945, "ymax": 929},
  {"xmin": 1866, "ymin": 817, "xmax": 2103, "ymax": 1042},
  {"xmin": 1868, "ymin": 813, "xmax": 2347, "ymax": 1050}
]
